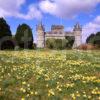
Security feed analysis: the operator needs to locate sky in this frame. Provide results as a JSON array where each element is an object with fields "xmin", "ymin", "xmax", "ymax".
[{"xmin": 0, "ymin": 0, "xmax": 100, "ymax": 43}]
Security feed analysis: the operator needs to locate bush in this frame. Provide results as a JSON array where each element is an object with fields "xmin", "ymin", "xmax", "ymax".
[
  {"xmin": 77, "ymin": 44, "xmax": 96, "ymax": 50},
  {"xmin": 0, "ymin": 40, "xmax": 15, "ymax": 50},
  {"xmin": 65, "ymin": 36, "xmax": 75, "ymax": 49},
  {"xmin": 46, "ymin": 38, "xmax": 67, "ymax": 50},
  {"xmin": 46, "ymin": 38, "xmax": 55, "ymax": 49},
  {"xmin": 33, "ymin": 43, "xmax": 37, "ymax": 49},
  {"xmin": 55, "ymin": 39, "xmax": 67, "ymax": 50}
]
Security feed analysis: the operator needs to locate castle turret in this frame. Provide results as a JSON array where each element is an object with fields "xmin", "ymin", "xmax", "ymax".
[
  {"xmin": 37, "ymin": 22, "xmax": 45, "ymax": 48},
  {"xmin": 73, "ymin": 23, "xmax": 82, "ymax": 48}
]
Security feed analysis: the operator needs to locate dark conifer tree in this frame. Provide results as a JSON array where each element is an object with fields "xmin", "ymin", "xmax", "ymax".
[
  {"xmin": 15, "ymin": 24, "xmax": 33, "ymax": 49},
  {"xmin": 0, "ymin": 17, "xmax": 14, "ymax": 50}
]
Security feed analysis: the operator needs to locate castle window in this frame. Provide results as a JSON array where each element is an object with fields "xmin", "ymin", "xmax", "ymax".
[
  {"xmin": 54, "ymin": 32, "xmax": 57, "ymax": 34},
  {"xmin": 59, "ymin": 32, "xmax": 62, "ymax": 34}
]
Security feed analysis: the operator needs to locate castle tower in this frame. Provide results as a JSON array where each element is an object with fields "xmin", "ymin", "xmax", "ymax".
[
  {"xmin": 73, "ymin": 23, "xmax": 82, "ymax": 48},
  {"xmin": 36, "ymin": 22, "xmax": 45, "ymax": 48}
]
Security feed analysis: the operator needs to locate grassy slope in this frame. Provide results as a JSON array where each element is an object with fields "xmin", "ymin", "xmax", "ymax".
[{"xmin": 0, "ymin": 50, "xmax": 100, "ymax": 100}]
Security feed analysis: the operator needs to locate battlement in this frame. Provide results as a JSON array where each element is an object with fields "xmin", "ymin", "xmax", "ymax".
[{"xmin": 51, "ymin": 25, "xmax": 64, "ymax": 31}]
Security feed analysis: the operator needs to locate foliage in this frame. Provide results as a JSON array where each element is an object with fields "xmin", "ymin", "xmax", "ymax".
[
  {"xmin": 0, "ymin": 50, "xmax": 100, "ymax": 99},
  {"xmin": 65, "ymin": 36, "xmax": 75, "ymax": 49},
  {"xmin": 1, "ymin": 40, "xmax": 15, "ymax": 50},
  {"xmin": 86, "ymin": 32, "xmax": 100, "ymax": 48},
  {"xmin": 86, "ymin": 34, "xmax": 95, "ymax": 44},
  {"xmin": 54, "ymin": 39, "xmax": 67, "ymax": 49},
  {"xmin": 46, "ymin": 38, "xmax": 55, "ymax": 49},
  {"xmin": 15, "ymin": 24, "xmax": 33, "ymax": 49},
  {"xmin": 33, "ymin": 43, "xmax": 37, "ymax": 49},
  {"xmin": 77, "ymin": 44, "xmax": 95, "ymax": 50},
  {"xmin": 0, "ymin": 18, "xmax": 14, "ymax": 50},
  {"xmin": 94, "ymin": 32, "xmax": 100, "ymax": 47},
  {"xmin": 46, "ymin": 37, "xmax": 74, "ymax": 49},
  {"xmin": 0, "ymin": 18, "xmax": 12, "ymax": 39}
]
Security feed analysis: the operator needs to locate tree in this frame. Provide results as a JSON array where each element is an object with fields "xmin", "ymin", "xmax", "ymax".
[
  {"xmin": 0, "ymin": 18, "xmax": 12, "ymax": 39},
  {"xmin": 54, "ymin": 39, "xmax": 67, "ymax": 50},
  {"xmin": 46, "ymin": 38, "xmax": 67, "ymax": 50},
  {"xmin": 33, "ymin": 43, "xmax": 37, "ymax": 49},
  {"xmin": 94, "ymin": 32, "xmax": 100, "ymax": 47},
  {"xmin": 86, "ymin": 34, "xmax": 95, "ymax": 44},
  {"xmin": 65, "ymin": 36, "xmax": 75, "ymax": 48},
  {"xmin": 86, "ymin": 32, "xmax": 100, "ymax": 48},
  {"xmin": 0, "ymin": 17, "xmax": 14, "ymax": 50},
  {"xmin": 15, "ymin": 24, "xmax": 33, "ymax": 49},
  {"xmin": 1, "ymin": 40, "xmax": 15, "ymax": 50},
  {"xmin": 46, "ymin": 38, "xmax": 55, "ymax": 49}
]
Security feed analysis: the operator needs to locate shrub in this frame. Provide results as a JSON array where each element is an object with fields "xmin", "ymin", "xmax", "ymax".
[
  {"xmin": 1, "ymin": 40, "xmax": 15, "ymax": 50},
  {"xmin": 46, "ymin": 38, "xmax": 55, "ymax": 49},
  {"xmin": 46, "ymin": 38, "xmax": 67, "ymax": 50},
  {"xmin": 33, "ymin": 43, "xmax": 37, "ymax": 49},
  {"xmin": 78, "ymin": 44, "xmax": 96, "ymax": 50},
  {"xmin": 65, "ymin": 36, "xmax": 75, "ymax": 49}
]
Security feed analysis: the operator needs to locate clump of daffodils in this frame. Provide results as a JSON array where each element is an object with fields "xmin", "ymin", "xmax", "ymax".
[{"xmin": 48, "ymin": 89, "xmax": 55, "ymax": 96}]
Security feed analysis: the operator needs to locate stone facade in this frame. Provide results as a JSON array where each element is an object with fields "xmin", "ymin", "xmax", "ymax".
[{"xmin": 37, "ymin": 22, "xmax": 82, "ymax": 48}]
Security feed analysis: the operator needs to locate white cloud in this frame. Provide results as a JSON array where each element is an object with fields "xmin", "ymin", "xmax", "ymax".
[
  {"xmin": 16, "ymin": 4, "xmax": 42, "ymax": 20},
  {"xmin": 0, "ymin": 0, "xmax": 100, "ymax": 21},
  {"xmin": 39, "ymin": 0, "xmax": 100, "ymax": 18},
  {"xmin": 0, "ymin": 0, "xmax": 25, "ymax": 17},
  {"xmin": 0, "ymin": 0, "xmax": 42, "ymax": 20},
  {"xmin": 83, "ymin": 16, "xmax": 100, "ymax": 43}
]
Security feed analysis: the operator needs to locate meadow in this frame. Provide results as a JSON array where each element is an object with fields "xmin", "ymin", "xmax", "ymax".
[{"xmin": 0, "ymin": 50, "xmax": 100, "ymax": 100}]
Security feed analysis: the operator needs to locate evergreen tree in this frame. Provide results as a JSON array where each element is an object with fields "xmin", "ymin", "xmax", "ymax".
[
  {"xmin": 0, "ymin": 17, "xmax": 12, "ymax": 39},
  {"xmin": 15, "ymin": 24, "xmax": 33, "ymax": 49},
  {"xmin": 0, "ymin": 17, "xmax": 14, "ymax": 50},
  {"xmin": 94, "ymin": 32, "xmax": 100, "ymax": 47},
  {"xmin": 86, "ymin": 34, "xmax": 95, "ymax": 44}
]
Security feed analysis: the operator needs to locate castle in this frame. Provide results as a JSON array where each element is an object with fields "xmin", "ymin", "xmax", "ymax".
[{"xmin": 36, "ymin": 22, "xmax": 82, "ymax": 48}]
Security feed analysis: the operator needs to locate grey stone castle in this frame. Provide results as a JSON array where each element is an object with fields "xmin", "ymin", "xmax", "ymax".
[{"xmin": 37, "ymin": 22, "xmax": 82, "ymax": 48}]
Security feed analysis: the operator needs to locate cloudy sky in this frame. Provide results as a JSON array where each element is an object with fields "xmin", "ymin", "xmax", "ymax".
[{"xmin": 0, "ymin": 0, "xmax": 100, "ymax": 43}]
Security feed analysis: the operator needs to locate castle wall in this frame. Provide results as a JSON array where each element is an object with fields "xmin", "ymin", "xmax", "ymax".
[
  {"xmin": 45, "ymin": 36, "xmax": 65, "ymax": 40},
  {"xmin": 37, "ymin": 24, "xmax": 82, "ymax": 48},
  {"xmin": 45, "ymin": 32, "xmax": 65, "ymax": 40}
]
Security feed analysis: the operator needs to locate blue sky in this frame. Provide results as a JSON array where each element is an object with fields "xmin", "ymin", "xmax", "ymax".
[{"xmin": 0, "ymin": 0, "xmax": 100, "ymax": 43}]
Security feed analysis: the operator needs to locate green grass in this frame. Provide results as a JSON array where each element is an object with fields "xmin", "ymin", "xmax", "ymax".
[{"xmin": 0, "ymin": 50, "xmax": 100, "ymax": 100}]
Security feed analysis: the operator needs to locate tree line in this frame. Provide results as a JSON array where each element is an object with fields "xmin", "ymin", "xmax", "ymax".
[{"xmin": 0, "ymin": 18, "xmax": 35, "ymax": 50}]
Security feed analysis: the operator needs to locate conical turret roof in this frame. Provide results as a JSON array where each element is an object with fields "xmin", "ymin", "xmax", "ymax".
[
  {"xmin": 73, "ymin": 22, "xmax": 82, "ymax": 31},
  {"xmin": 37, "ymin": 22, "xmax": 45, "ymax": 31}
]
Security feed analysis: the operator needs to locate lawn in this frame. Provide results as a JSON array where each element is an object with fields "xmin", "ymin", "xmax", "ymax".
[{"xmin": 0, "ymin": 50, "xmax": 100, "ymax": 100}]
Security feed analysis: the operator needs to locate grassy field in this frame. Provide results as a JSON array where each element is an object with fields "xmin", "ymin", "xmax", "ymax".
[{"xmin": 0, "ymin": 50, "xmax": 100, "ymax": 100}]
